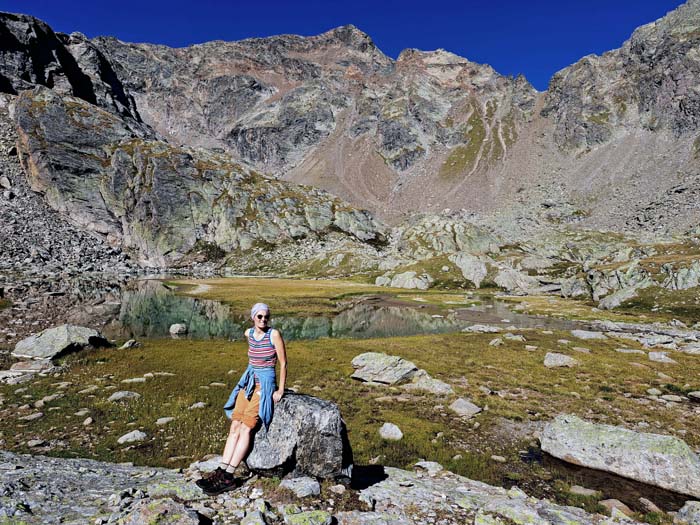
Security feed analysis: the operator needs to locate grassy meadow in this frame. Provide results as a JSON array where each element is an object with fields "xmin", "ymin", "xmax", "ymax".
[{"xmin": 1, "ymin": 277, "xmax": 699, "ymax": 518}]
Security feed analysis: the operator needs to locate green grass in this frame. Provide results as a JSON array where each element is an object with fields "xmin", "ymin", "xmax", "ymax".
[{"xmin": 0, "ymin": 298, "xmax": 10, "ymax": 310}]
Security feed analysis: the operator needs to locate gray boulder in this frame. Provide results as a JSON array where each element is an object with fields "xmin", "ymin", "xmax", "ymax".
[
  {"xmin": 12, "ymin": 324, "xmax": 109, "ymax": 360},
  {"xmin": 117, "ymin": 430, "xmax": 147, "ymax": 444},
  {"xmin": 540, "ymin": 414, "xmax": 700, "ymax": 498},
  {"xmin": 543, "ymin": 353, "xmax": 579, "ymax": 368},
  {"xmin": 245, "ymin": 393, "xmax": 353, "ymax": 480},
  {"xmin": 351, "ymin": 352, "xmax": 418, "ymax": 384},
  {"xmin": 379, "ymin": 423, "xmax": 403, "ymax": 441}
]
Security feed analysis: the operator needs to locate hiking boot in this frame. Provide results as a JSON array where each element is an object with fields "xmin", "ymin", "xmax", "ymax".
[
  {"xmin": 203, "ymin": 472, "xmax": 242, "ymax": 496},
  {"xmin": 195, "ymin": 467, "xmax": 225, "ymax": 490}
]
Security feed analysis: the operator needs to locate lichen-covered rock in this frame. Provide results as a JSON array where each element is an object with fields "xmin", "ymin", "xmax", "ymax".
[
  {"xmin": 116, "ymin": 498, "xmax": 200, "ymax": 525},
  {"xmin": 244, "ymin": 393, "xmax": 353, "ymax": 479},
  {"xmin": 540, "ymin": 414, "xmax": 700, "ymax": 498},
  {"xmin": 12, "ymin": 324, "xmax": 109, "ymax": 359}
]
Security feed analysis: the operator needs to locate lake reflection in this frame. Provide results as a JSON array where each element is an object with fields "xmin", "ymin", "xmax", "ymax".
[{"xmin": 112, "ymin": 280, "xmax": 467, "ymax": 341}]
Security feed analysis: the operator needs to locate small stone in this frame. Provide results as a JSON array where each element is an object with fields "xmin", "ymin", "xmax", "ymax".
[
  {"xmin": 638, "ymin": 497, "xmax": 662, "ymax": 514},
  {"xmin": 117, "ymin": 430, "xmax": 147, "ymax": 444},
  {"xmin": 78, "ymin": 385, "xmax": 99, "ymax": 394},
  {"xmin": 280, "ymin": 476, "xmax": 321, "ymax": 498},
  {"xmin": 569, "ymin": 485, "xmax": 600, "ymax": 497},
  {"xmin": 677, "ymin": 501, "xmax": 700, "ymax": 524},
  {"xmin": 489, "ymin": 338, "xmax": 503, "ymax": 347},
  {"xmin": 188, "ymin": 402, "xmax": 207, "ymax": 410},
  {"xmin": 525, "ymin": 345, "xmax": 538, "ymax": 351},
  {"xmin": 156, "ymin": 417, "xmax": 175, "ymax": 426},
  {"xmin": 449, "ymin": 398, "xmax": 482, "ymax": 418},
  {"xmin": 169, "ymin": 323, "xmax": 188, "ymax": 335},
  {"xmin": 490, "ymin": 455, "xmax": 506, "ymax": 463},
  {"xmin": 108, "ymin": 391, "xmax": 141, "ymax": 402},
  {"xmin": 27, "ymin": 439, "xmax": 45, "ymax": 447},
  {"xmin": 688, "ymin": 391, "xmax": 700, "ymax": 401},
  {"xmin": 544, "ymin": 352, "xmax": 578, "ymax": 368},
  {"xmin": 75, "ymin": 409, "xmax": 90, "ymax": 416},
  {"xmin": 646, "ymin": 388, "xmax": 662, "ymax": 396},
  {"xmin": 661, "ymin": 394, "xmax": 683, "ymax": 402},
  {"xmin": 599, "ymin": 499, "xmax": 633, "ymax": 517},
  {"xmin": 20, "ymin": 412, "xmax": 44, "ymax": 421},
  {"xmin": 572, "ymin": 347, "xmax": 591, "ymax": 353},
  {"xmin": 121, "ymin": 377, "xmax": 146, "ymax": 384},
  {"xmin": 119, "ymin": 339, "xmax": 140, "ymax": 349},
  {"xmin": 329, "ymin": 484, "xmax": 346, "ymax": 495},
  {"xmin": 83, "ymin": 417, "xmax": 93, "ymax": 426},
  {"xmin": 379, "ymin": 422, "xmax": 403, "ymax": 441}
]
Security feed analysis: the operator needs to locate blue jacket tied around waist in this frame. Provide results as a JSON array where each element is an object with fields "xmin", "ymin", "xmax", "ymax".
[{"xmin": 223, "ymin": 365, "xmax": 277, "ymax": 429}]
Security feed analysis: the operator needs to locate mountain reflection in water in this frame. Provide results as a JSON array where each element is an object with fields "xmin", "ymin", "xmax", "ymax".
[{"xmin": 113, "ymin": 280, "xmax": 466, "ymax": 340}]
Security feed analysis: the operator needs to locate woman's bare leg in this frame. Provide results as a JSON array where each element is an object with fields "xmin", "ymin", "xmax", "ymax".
[
  {"xmin": 221, "ymin": 420, "xmax": 242, "ymax": 465},
  {"xmin": 228, "ymin": 424, "xmax": 252, "ymax": 468}
]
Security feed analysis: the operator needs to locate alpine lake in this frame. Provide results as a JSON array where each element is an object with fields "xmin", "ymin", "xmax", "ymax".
[{"xmin": 2, "ymin": 276, "xmax": 699, "ymax": 520}]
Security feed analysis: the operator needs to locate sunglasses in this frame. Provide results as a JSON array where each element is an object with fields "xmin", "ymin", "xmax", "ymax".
[{"xmin": 256, "ymin": 314, "xmax": 270, "ymax": 320}]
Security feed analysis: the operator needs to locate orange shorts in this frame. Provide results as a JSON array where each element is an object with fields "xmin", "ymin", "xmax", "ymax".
[{"xmin": 231, "ymin": 384, "xmax": 261, "ymax": 429}]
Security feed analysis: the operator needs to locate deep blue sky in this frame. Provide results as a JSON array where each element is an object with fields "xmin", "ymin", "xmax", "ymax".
[{"xmin": 1, "ymin": 0, "xmax": 687, "ymax": 90}]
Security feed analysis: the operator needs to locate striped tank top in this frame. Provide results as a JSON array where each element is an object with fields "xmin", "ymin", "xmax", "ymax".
[{"xmin": 248, "ymin": 328, "xmax": 277, "ymax": 369}]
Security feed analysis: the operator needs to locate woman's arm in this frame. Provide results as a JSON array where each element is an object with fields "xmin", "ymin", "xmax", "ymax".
[{"xmin": 272, "ymin": 329, "xmax": 287, "ymax": 403}]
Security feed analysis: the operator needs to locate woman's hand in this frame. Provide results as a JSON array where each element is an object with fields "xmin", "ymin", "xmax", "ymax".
[{"xmin": 273, "ymin": 389, "xmax": 284, "ymax": 403}]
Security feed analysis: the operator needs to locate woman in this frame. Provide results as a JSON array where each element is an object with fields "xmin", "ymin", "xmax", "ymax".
[{"xmin": 197, "ymin": 302, "xmax": 287, "ymax": 495}]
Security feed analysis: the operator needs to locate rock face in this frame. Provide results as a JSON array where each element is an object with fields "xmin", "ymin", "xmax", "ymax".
[
  {"xmin": 244, "ymin": 393, "xmax": 353, "ymax": 480},
  {"xmin": 540, "ymin": 414, "xmax": 700, "ymax": 498},
  {"xmin": 14, "ymin": 87, "xmax": 385, "ymax": 267},
  {"xmin": 12, "ymin": 324, "xmax": 109, "ymax": 359},
  {"xmin": 1, "ymin": 8, "xmax": 700, "ymax": 236}
]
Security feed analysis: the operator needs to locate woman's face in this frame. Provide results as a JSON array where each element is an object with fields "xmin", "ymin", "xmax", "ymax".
[{"xmin": 253, "ymin": 309, "xmax": 270, "ymax": 329}]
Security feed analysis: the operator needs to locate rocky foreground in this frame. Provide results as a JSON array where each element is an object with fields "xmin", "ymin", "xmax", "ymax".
[{"xmin": 5, "ymin": 450, "xmax": 700, "ymax": 525}]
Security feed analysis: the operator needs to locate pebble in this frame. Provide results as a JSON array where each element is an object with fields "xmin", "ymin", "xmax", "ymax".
[
  {"xmin": 188, "ymin": 402, "xmax": 207, "ymax": 410},
  {"xmin": 490, "ymin": 455, "xmax": 506, "ymax": 463},
  {"xmin": 156, "ymin": 417, "xmax": 175, "ymax": 426},
  {"xmin": 83, "ymin": 417, "xmax": 93, "ymax": 426}
]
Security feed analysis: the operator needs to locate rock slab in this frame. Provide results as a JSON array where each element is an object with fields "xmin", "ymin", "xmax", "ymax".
[
  {"xmin": 540, "ymin": 414, "xmax": 700, "ymax": 498},
  {"xmin": 12, "ymin": 324, "xmax": 109, "ymax": 359},
  {"xmin": 351, "ymin": 352, "xmax": 418, "ymax": 384}
]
